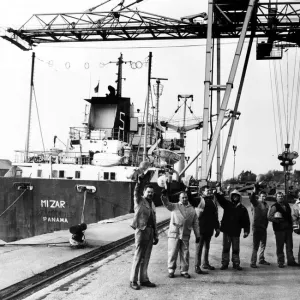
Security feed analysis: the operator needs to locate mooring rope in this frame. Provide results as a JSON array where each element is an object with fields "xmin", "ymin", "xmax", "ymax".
[{"xmin": 0, "ymin": 190, "xmax": 27, "ymax": 218}]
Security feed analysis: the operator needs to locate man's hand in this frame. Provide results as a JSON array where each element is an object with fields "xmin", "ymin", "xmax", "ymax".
[
  {"xmin": 215, "ymin": 182, "xmax": 221, "ymax": 193},
  {"xmin": 161, "ymin": 189, "xmax": 168, "ymax": 197},
  {"xmin": 195, "ymin": 237, "xmax": 200, "ymax": 243},
  {"xmin": 153, "ymin": 237, "xmax": 159, "ymax": 245},
  {"xmin": 243, "ymin": 232, "xmax": 249, "ymax": 238},
  {"xmin": 253, "ymin": 183, "xmax": 260, "ymax": 195},
  {"xmin": 215, "ymin": 229, "xmax": 220, "ymax": 238},
  {"xmin": 137, "ymin": 174, "xmax": 144, "ymax": 183}
]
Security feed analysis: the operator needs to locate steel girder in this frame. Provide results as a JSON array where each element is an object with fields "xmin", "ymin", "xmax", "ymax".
[
  {"xmin": 1, "ymin": 2, "xmax": 300, "ymax": 50},
  {"xmin": 1, "ymin": 9, "xmax": 207, "ymax": 50}
]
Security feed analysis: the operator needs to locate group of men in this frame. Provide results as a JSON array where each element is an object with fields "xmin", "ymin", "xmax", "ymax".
[{"xmin": 129, "ymin": 173, "xmax": 300, "ymax": 290}]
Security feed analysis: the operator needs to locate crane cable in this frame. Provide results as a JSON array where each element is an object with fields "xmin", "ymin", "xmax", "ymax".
[
  {"xmin": 272, "ymin": 61, "xmax": 284, "ymax": 147},
  {"xmin": 270, "ymin": 50, "xmax": 300, "ymax": 153},
  {"xmin": 278, "ymin": 59, "xmax": 288, "ymax": 144},
  {"xmin": 290, "ymin": 48, "xmax": 300, "ymax": 150},
  {"xmin": 33, "ymin": 85, "xmax": 45, "ymax": 153},
  {"xmin": 269, "ymin": 60, "xmax": 280, "ymax": 155}
]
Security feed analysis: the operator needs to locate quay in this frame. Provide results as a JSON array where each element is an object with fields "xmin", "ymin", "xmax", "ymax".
[{"xmin": 1, "ymin": 197, "xmax": 300, "ymax": 300}]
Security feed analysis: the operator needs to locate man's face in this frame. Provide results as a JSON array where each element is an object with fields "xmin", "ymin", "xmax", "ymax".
[
  {"xmin": 179, "ymin": 192, "xmax": 189, "ymax": 205},
  {"xmin": 203, "ymin": 188, "xmax": 213, "ymax": 197},
  {"xmin": 231, "ymin": 194, "xmax": 240, "ymax": 203},
  {"xmin": 276, "ymin": 193, "xmax": 284, "ymax": 204},
  {"xmin": 143, "ymin": 187, "xmax": 154, "ymax": 200},
  {"xmin": 259, "ymin": 193, "xmax": 267, "ymax": 202}
]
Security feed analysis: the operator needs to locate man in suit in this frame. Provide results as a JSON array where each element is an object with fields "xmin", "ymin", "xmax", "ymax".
[
  {"xmin": 129, "ymin": 174, "xmax": 159, "ymax": 290},
  {"xmin": 161, "ymin": 189, "xmax": 200, "ymax": 279}
]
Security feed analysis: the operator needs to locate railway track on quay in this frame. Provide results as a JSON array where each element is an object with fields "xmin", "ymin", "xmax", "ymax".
[{"xmin": 0, "ymin": 219, "xmax": 170, "ymax": 300}]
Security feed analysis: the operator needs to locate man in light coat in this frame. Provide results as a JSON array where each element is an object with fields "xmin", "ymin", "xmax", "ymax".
[
  {"xmin": 161, "ymin": 189, "xmax": 200, "ymax": 278},
  {"xmin": 130, "ymin": 174, "xmax": 159, "ymax": 290}
]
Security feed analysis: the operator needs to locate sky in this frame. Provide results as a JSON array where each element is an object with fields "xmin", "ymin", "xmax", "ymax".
[{"xmin": 0, "ymin": 0, "xmax": 299, "ymax": 181}]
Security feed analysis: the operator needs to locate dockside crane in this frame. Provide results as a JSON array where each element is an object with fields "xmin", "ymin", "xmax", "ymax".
[{"xmin": 2, "ymin": 0, "xmax": 300, "ymax": 184}]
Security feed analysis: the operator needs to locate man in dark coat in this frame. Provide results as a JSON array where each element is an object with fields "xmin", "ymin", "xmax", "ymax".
[
  {"xmin": 195, "ymin": 186, "xmax": 220, "ymax": 274},
  {"xmin": 214, "ymin": 185, "xmax": 250, "ymax": 270},
  {"xmin": 268, "ymin": 191, "xmax": 298, "ymax": 268}
]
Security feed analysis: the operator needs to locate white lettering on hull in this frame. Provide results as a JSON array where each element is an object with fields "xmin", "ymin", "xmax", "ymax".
[
  {"xmin": 42, "ymin": 217, "xmax": 68, "ymax": 223},
  {"xmin": 41, "ymin": 200, "xmax": 66, "ymax": 208}
]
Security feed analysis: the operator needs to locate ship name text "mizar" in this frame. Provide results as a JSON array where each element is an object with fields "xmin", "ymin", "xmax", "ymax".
[{"xmin": 41, "ymin": 200, "xmax": 66, "ymax": 208}]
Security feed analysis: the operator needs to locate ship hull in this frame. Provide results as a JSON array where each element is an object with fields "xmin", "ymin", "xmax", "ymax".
[{"xmin": 0, "ymin": 177, "xmax": 136, "ymax": 242}]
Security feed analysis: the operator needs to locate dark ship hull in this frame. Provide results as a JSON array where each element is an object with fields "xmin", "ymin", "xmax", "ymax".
[
  {"xmin": 0, "ymin": 177, "xmax": 165, "ymax": 242},
  {"xmin": 0, "ymin": 177, "xmax": 135, "ymax": 242}
]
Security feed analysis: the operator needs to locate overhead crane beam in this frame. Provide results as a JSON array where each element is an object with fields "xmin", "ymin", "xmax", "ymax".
[{"xmin": 2, "ymin": 2, "xmax": 300, "ymax": 50}]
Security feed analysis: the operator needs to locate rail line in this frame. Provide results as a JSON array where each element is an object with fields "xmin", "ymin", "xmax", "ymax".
[{"xmin": 0, "ymin": 219, "xmax": 170, "ymax": 300}]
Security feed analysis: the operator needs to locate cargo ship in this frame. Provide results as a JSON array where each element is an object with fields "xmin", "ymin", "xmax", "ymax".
[{"xmin": 0, "ymin": 54, "xmax": 182, "ymax": 242}]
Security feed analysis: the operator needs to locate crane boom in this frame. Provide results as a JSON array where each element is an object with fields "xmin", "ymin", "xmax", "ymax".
[{"xmin": 2, "ymin": 2, "xmax": 300, "ymax": 50}]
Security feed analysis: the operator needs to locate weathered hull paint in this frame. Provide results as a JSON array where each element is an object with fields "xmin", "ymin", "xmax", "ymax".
[{"xmin": 0, "ymin": 178, "xmax": 136, "ymax": 242}]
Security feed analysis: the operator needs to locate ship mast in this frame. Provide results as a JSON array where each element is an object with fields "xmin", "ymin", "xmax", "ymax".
[
  {"xmin": 25, "ymin": 52, "xmax": 36, "ymax": 162},
  {"xmin": 143, "ymin": 52, "xmax": 152, "ymax": 161},
  {"xmin": 116, "ymin": 53, "xmax": 123, "ymax": 97}
]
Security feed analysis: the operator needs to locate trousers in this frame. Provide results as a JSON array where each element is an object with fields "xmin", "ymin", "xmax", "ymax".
[
  {"xmin": 195, "ymin": 234, "xmax": 212, "ymax": 267},
  {"xmin": 130, "ymin": 227, "xmax": 154, "ymax": 283},
  {"xmin": 251, "ymin": 228, "xmax": 267, "ymax": 264},
  {"xmin": 168, "ymin": 238, "xmax": 190, "ymax": 274},
  {"xmin": 274, "ymin": 230, "xmax": 295, "ymax": 265},
  {"xmin": 221, "ymin": 233, "xmax": 240, "ymax": 266}
]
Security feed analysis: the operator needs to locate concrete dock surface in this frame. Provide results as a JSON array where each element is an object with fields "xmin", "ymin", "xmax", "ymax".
[
  {"xmin": 2, "ymin": 197, "xmax": 300, "ymax": 300},
  {"xmin": 0, "ymin": 207, "xmax": 170, "ymax": 291}
]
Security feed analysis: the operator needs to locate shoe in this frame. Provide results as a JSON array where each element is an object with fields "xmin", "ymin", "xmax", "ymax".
[
  {"xmin": 202, "ymin": 264, "xmax": 215, "ymax": 270},
  {"xmin": 130, "ymin": 282, "xmax": 140, "ymax": 290},
  {"xmin": 195, "ymin": 266, "xmax": 208, "ymax": 274},
  {"xmin": 220, "ymin": 265, "xmax": 228, "ymax": 270},
  {"xmin": 259, "ymin": 260, "xmax": 270, "ymax": 265},
  {"xmin": 181, "ymin": 273, "xmax": 191, "ymax": 278},
  {"xmin": 168, "ymin": 273, "xmax": 174, "ymax": 278},
  {"xmin": 287, "ymin": 262, "xmax": 300, "ymax": 267},
  {"xmin": 278, "ymin": 263, "xmax": 285, "ymax": 268},
  {"xmin": 140, "ymin": 281, "xmax": 156, "ymax": 287},
  {"xmin": 233, "ymin": 265, "xmax": 243, "ymax": 271},
  {"xmin": 250, "ymin": 264, "xmax": 258, "ymax": 268}
]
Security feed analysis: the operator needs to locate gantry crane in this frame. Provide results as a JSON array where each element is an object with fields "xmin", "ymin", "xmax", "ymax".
[{"xmin": 2, "ymin": 0, "xmax": 300, "ymax": 184}]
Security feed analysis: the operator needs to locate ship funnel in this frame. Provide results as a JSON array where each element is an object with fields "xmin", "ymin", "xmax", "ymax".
[{"xmin": 75, "ymin": 185, "xmax": 96, "ymax": 194}]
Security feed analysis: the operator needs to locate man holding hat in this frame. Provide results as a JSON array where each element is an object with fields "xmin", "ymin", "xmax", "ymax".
[{"xmin": 268, "ymin": 192, "xmax": 298, "ymax": 268}]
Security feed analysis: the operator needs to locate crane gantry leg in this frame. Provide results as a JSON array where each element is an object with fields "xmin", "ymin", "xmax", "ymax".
[{"xmin": 200, "ymin": 0, "xmax": 258, "ymax": 185}]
